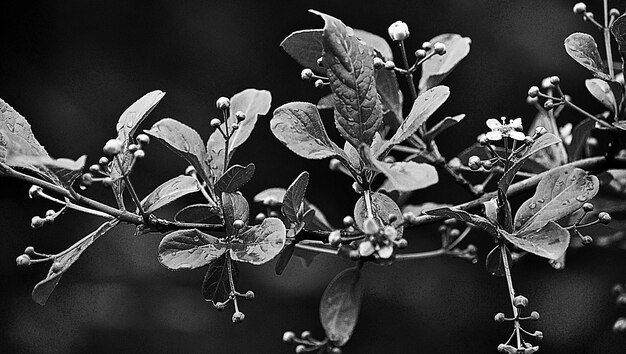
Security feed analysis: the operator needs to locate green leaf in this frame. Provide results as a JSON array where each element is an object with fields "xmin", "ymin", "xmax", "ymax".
[
  {"xmin": 275, "ymin": 241, "xmax": 296, "ymax": 275},
  {"xmin": 418, "ymin": 34, "xmax": 471, "ymax": 93},
  {"xmin": 214, "ymin": 163, "xmax": 255, "ymax": 197},
  {"xmin": 586, "ymin": 78, "xmax": 618, "ymax": 112},
  {"xmin": 423, "ymin": 114, "xmax": 465, "ymax": 141},
  {"xmin": 498, "ymin": 133, "xmax": 561, "ymax": 194},
  {"xmin": 158, "ymin": 229, "xmax": 226, "ymax": 270},
  {"xmin": 501, "ymin": 221, "xmax": 569, "ymax": 260},
  {"xmin": 375, "ymin": 68, "xmax": 403, "ymax": 128},
  {"xmin": 424, "ymin": 207, "xmax": 498, "ymax": 237},
  {"xmin": 202, "ymin": 254, "xmax": 238, "ymax": 304},
  {"xmin": 360, "ymin": 145, "xmax": 438, "ymax": 192},
  {"xmin": 280, "ymin": 29, "xmax": 326, "ymax": 75},
  {"xmin": 207, "ymin": 89, "xmax": 271, "ymax": 177},
  {"xmin": 221, "ymin": 192, "xmax": 250, "ymax": 236},
  {"xmin": 611, "ymin": 14, "xmax": 626, "ymax": 74},
  {"xmin": 0, "ymin": 98, "xmax": 57, "ymax": 183},
  {"xmin": 271, "ymin": 102, "xmax": 342, "ymax": 159},
  {"xmin": 311, "ymin": 10, "xmax": 383, "ymax": 148},
  {"xmin": 377, "ymin": 86, "xmax": 450, "ymax": 158},
  {"xmin": 564, "ymin": 33, "xmax": 611, "ymax": 80},
  {"xmin": 141, "ymin": 175, "xmax": 200, "ymax": 214},
  {"xmin": 8, "ymin": 155, "xmax": 86, "ymax": 189},
  {"xmin": 229, "ymin": 217, "xmax": 286, "ymax": 265},
  {"xmin": 514, "ymin": 166, "xmax": 599, "ymax": 232},
  {"xmin": 283, "ymin": 172, "xmax": 309, "ymax": 223},
  {"xmin": 144, "ymin": 118, "xmax": 212, "ymax": 184},
  {"xmin": 319, "ymin": 267, "xmax": 363, "ymax": 346},
  {"xmin": 353, "ymin": 29, "xmax": 393, "ymax": 61},
  {"xmin": 32, "ymin": 219, "xmax": 119, "ymax": 305},
  {"xmin": 525, "ymin": 110, "xmax": 567, "ymax": 171},
  {"xmin": 353, "ymin": 192, "xmax": 404, "ymax": 238},
  {"xmin": 174, "ymin": 203, "xmax": 222, "ymax": 224},
  {"xmin": 485, "ymin": 245, "xmax": 512, "ymax": 277}
]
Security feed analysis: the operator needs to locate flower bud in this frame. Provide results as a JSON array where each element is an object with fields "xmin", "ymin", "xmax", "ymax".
[
  {"xmin": 314, "ymin": 79, "xmax": 324, "ymax": 88},
  {"xmin": 612, "ymin": 283, "xmax": 625, "ymax": 295},
  {"xmin": 433, "ymin": 42, "xmax": 446, "ymax": 55},
  {"xmin": 31, "ymin": 216, "xmax": 45, "ymax": 229},
  {"xmin": 352, "ymin": 182, "xmax": 363, "ymax": 194},
  {"xmin": 51, "ymin": 262, "xmax": 63, "ymax": 273},
  {"xmin": 245, "ymin": 290, "xmax": 255, "ymax": 300},
  {"xmin": 610, "ymin": 8, "xmax": 621, "ymax": 17},
  {"xmin": 136, "ymin": 134, "xmax": 150, "ymax": 145},
  {"xmin": 527, "ymin": 86, "xmax": 540, "ymax": 98},
  {"xmin": 185, "ymin": 166, "xmax": 196, "ymax": 176},
  {"xmin": 402, "ymin": 212, "xmax": 415, "ymax": 223},
  {"xmin": 384, "ymin": 60, "xmax": 395, "ymax": 70},
  {"xmin": 388, "ymin": 21, "xmax": 410, "ymax": 41},
  {"xmin": 89, "ymin": 164, "xmax": 101, "ymax": 173},
  {"xmin": 478, "ymin": 134, "xmax": 489, "ymax": 145},
  {"xmin": 534, "ymin": 330, "xmax": 544, "ymax": 341},
  {"xmin": 331, "ymin": 347, "xmax": 342, "ymax": 354},
  {"xmin": 134, "ymin": 150, "xmax": 145, "ymax": 159},
  {"xmin": 46, "ymin": 209, "xmax": 55, "ymax": 217},
  {"xmin": 210, "ymin": 118, "xmax": 222, "ymax": 128},
  {"xmin": 255, "ymin": 213, "xmax": 266, "ymax": 223},
  {"xmin": 373, "ymin": 57, "xmax": 385, "ymax": 70},
  {"xmin": 231, "ymin": 123, "xmax": 239, "ymax": 131},
  {"xmin": 618, "ymin": 293, "xmax": 626, "ymax": 306},
  {"xmin": 214, "ymin": 301, "xmax": 226, "ymax": 311},
  {"xmin": 613, "ymin": 317, "xmax": 626, "ymax": 333},
  {"xmin": 598, "ymin": 212, "xmax": 611, "ymax": 224},
  {"xmin": 468, "ymin": 155, "xmax": 481, "ymax": 170},
  {"xmin": 328, "ymin": 230, "xmax": 342, "ymax": 245},
  {"xmin": 231, "ymin": 311, "xmax": 245, "ymax": 323},
  {"xmin": 28, "ymin": 185, "xmax": 43, "ymax": 199},
  {"xmin": 16, "ymin": 254, "xmax": 31, "ymax": 267},
  {"xmin": 233, "ymin": 219, "xmax": 245, "ymax": 230},
  {"xmin": 235, "ymin": 111, "xmax": 246, "ymax": 122},
  {"xmin": 328, "ymin": 158, "xmax": 341, "ymax": 171},
  {"xmin": 269, "ymin": 211, "xmax": 279, "ymax": 217},
  {"xmin": 422, "ymin": 42, "xmax": 433, "ymax": 51},
  {"xmin": 102, "ymin": 177, "xmax": 114, "ymax": 188},
  {"xmin": 282, "ymin": 331, "xmax": 296, "ymax": 342},
  {"xmin": 216, "ymin": 97, "xmax": 230, "ymax": 110},
  {"xmin": 549, "ymin": 76, "xmax": 560, "ymax": 85},
  {"xmin": 584, "ymin": 12, "xmax": 595, "ymax": 21},
  {"xmin": 513, "ymin": 295, "xmax": 529, "ymax": 308},
  {"xmin": 540, "ymin": 77, "xmax": 553, "ymax": 89},
  {"xmin": 103, "ymin": 139, "xmax": 123, "ymax": 155},
  {"xmin": 358, "ymin": 240, "xmax": 375, "ymax": 257},
  {"xmin": 530, "ymin": 311, "xmax": 540, "ymax": 320},
  {"xmin": 544, "ymin": 99, "xmax": 555, "ymax": 110},
  {"xmin": 535, "ymin": 126, "xmax": 547, "ymax": 136},
  {"xmin": 494, "ymin": 312, "xmax": 506, "ymax": 323},
  {"xmin": 581, "ymin": 235, "xmax": 593, "ymax": 245},
  {"xmin": 301, "ymin": 330, "xmax": 312, "ymax": 339},
  {"xmin": 301, "ymin": 68, "xmax": 314, "ymax": 80},
  {"xmin": 573, "ymin": 2, "xmax": 587, "ymax": 14},
  {"xmin": 383, "ymin": 156, "xmax": 396, "ymax": 163},
  {"xmin": 415, "ymin": 49, "xmax": 427, "ymax": 59},
  {"xmin": 396, "ymin": 238, "xmax": 408, "ymax": 249},
  {"xmin": 128, "ymin": 144, "xmax": 139, "ymax": 153},
  {"xmin": 295, "ymin": 345, "xmax": 307, "ymax": 354},
  {"xmin": 24, "ymin": 246, "xmax": 35, "ymax": 256},
  {"xmin": 582, "ymin": 202, "xmax": 594, "ymax": 212},
  {"xmin": 482, "ymin": 160, "xmax": 493, "ymax": 170},
  {"xmin": 99, "ymin": 156, "xmax": 109, "ymax": 165}
]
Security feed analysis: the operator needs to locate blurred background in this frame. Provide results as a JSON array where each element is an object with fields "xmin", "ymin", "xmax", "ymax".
[{"xmin": 1, "ymin": 0, "xmax": 626, "ymax": 352}]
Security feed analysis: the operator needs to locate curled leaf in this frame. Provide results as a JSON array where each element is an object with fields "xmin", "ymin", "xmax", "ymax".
[
  {"xmin": 141, "ymin": 175, "xmax": 200, "ymax": 214},
  {"xmin": 283, "ymin": 171, "xmax": 309, "ymax": 223},
  {"xmin": 501, "ymin": 221, "xmax": 569, "ymax": 260},
  {"xmin": 214, "ymin": 163, "xmax": 255, "ymax": 196},
  {"xmin": 564, "ymin": 33, "xmax": 611, "ymax": 80}
]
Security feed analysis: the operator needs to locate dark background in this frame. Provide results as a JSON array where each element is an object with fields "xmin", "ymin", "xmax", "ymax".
[{"xmin": 1, "ymin": 0, "xmax": 626, "ymax": 353}]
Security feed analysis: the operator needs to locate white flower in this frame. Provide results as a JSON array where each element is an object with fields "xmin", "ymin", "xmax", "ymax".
[
  {"xmin": 377, "ymin": 245, "xmax": 394, "ymax": 259},
  {"xmin": 486, "ymin": 117, "xmax": 526, "ymax": 141},
  {"xmin": 559, "ymin": 123, "xmax": 573, "ymax": 145},
  {"xmin": 388, "ymin": 21, "xmax": 410, "ymax": 41}
]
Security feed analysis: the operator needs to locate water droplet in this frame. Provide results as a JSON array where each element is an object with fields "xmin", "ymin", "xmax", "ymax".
[
  {"xmin": 576, "ymin": 196, "xmax": 587, "ymax": 202},
  {"xmin": 562, "ymin": 201, "xmax": 568, "ymax": 205},
  {"xmin": 178, "ymin": 263, "xmax": 192, "ymax": 269},
  {"xmin": 187, "ymin": 249, "xmax": 195, "ymax": 254},
  {"xmin": 537, "ymin": 199, "xmax": 544, "ymax": 203},
  {"xmin": 193, "ymin": 236, "xmax": 200, "ymax": 242},
  {"xmin": 528, "ymin": 202, "xmax": 537, "ymax": 209},
  {"xmin": 570, "ymin": 175, "xmax": 577, "ymax": 181},
  {"xmin": 171, "ymin": 251, "xmax": 178, "ymax": 256}
]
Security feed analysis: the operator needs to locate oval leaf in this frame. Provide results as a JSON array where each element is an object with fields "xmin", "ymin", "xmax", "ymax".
[
  {"xmin": 229, "ymin": 217, "xmax": 286, "ymax": 265},
  {"xmin": 271, "ymin": 102, "xmax": 341, "ymax": 159},
  {"xmin": 564, "ymin": 33, "xmax": 611, "ymax": 80},
  {"xmin": 175, "ymin": 203, "xmax": 222, "ymax": 223},
  {"xmin": 158, "ymin": 229, "xmax": 227, "ymax": 270},
  {"xmin": 611, "ymin": 14, "xmax": 626, "ymax": 74},
  {"xmin": 283, "ymin": 171, "xmax": 309, "ymax": 223},
  {"xmin": 280, "ymin": 29, "xmax": 325, "ymax": 75},
  {"xmin": 361, "ymin": 145, "xmax": 438, "ymax": 191},
  {"xmin": 141, "ymin": 175, "xmax": 200, "ymax": 214},
  {"xmin": 586, "ymin": 78, "xmax": 617, "ymax": 112},
  {"xmin": 319, "ymin": 267, "xmax": 364, "ymax": 346},
  {"xmin": 353, "ymin": 192, "xmax": 404, "ymax": 238},
  {"xmin": 214, "ymin": 163, "xmax": 255, "ymax": 196},
  {"xmin": 202, "ymin": 254, "xmax": 238, "ymax": 304},
  {"xmin": 222, "ymin": 192, "xmax": 250, "ymax": 236},
  {"xmin": 253, "ymin": 188, "xmax": 286, "ymax": 204},
  {"xmin": 501, "ymin": 221, "xmax": 570, "ymax": 260},
  {"xmin": 419, "ymin": 34, "xmax": 471, "ymax": 92}
]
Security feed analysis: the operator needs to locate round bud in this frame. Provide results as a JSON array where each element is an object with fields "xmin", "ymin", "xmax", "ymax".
[
  {"xmin": 402, "ymin": 212, "xmax": 415, "ymax": 223},
  {"xmin": 530, "ymin": 311, "xmax": 540, "ymax": 321},
  {"xmin": 81, "ymin": 173, "xmax": 94, "ymax": 186},
  {"xmin": 599, "ymin": 212, "xmax": 612, "ymax": 224},
  {"xmin": 383, "ymin": 156, "xmax": 395, "ymax": 163},
  {"xmin": 133, "ymin": 150, "xmax": 145, "ymax": 159},
  {"xmin": 610, "ymin": 8, "xmax": 621, "ymax": 17},
  {"xmin": 617, "ymin": 293, "xmax": 626, "ymax": 306},
  {"xmin": 301, "ymin": 68, "xmax": 314, "ymax": 80},
  {"xmin": 185, "ymin": 165, "xmax": 196, "ymax": 176},
  {"xmin": 524, "ymin": 136, "xmax": 534, "ymax": 145},
  {"xmin": 89, "ymin": 164, "xmax": 101, "ymax": 173},
  {"xmin": 534, "ymin": 330, "xmax": 544, "ymax": 341},
  {"xmin": 235, "ymin": 111, "xmax": 246, "ymax": 122},
  {"xmin": 103, "ymin": 139, "xmax": 123, "ymax": 155},
  {"xmin": 468, "ymin": 155, "xmax": 482, "ymax": 170},
  {"xmin": 422, "ymin": 41, "xmax": 433, "ymax": 51},
  {"xmin": 31, "ymin": 216, "xmax": 45, "ymax": 229},
  {"xmin": 585, "ymin": 12, "xmax": 595, "ymax": 21},
  {"xmin": 527, "ymin": 86, "xmax": 540, "ymax": 98},
  {"xmin": 433, "ymin": 42, "xmax": 446, "ymax": 55},
  {"xmin": 373, "ymin": 57, "xmax": 385, "ymax": 70},
  {"xmin": 231, "ymin": 123, "xmax": 239, "ymax": 131},
  {"xmin": 210, "ymin": 118, "xmax": 222, "ymax": 128},
  {"xmin": 415, "ymin": 49, "xmax": 427, "ymax": 59},
  {"xmin": 612, "ymin": 283, "xmax": 625, "ymax": 295},
  {"xmin": 245, "ymin": 290, "xmax": 255, "ymax": 300},
  {"xmin": 549, "ymin": 76, "xmax": 560, "ymax": 85},
  {"xmin": 216, "ymin": 97, "xmax": 230, "ymax": 110},
  {"xmin": 128, "ymin": 144, "xmax": 139, "ymax": 153},
  {"xmin": 317, "ymin": 57, "xmax": 324, "ymax": 67},
  {"xmin": 573, "ymin": 2, "xmax": 587, "ymax": 15},
  {"xmin": 255, "ymin": 213, "xmax": 266, "ymax": 223},
  {"xmin": 388, "ymin": 20, "xmax": 410, "ymax": 41},
  {"xmin": 582, "ymin": 202, "xmax": 594, "ymax": 212},
  {"xmin": 497, "ymin": 344, "xmax": 506, "ymax": 353},
  {"xmin": 301, "ymin": 330, "xmax": 312, "ymax": 339},
  {"xmin": 214, "ymin": 302, "xmax": 226, "ymax": 311},
  {"xmin": 535, "ymin": 126, "xmax": 547, "ymax": 136},
  {"xmin": 331, "ymin": 347, "xmax": 342, "ymax": 354},
  {"xmin": 269, "ymin": 211, "xmax": 279, "ymax": 217},
  {"xmin": 102, "ymin": 177, "xmax": 114, "ymax": 188},
  {"xmin": 328, "ymin": 230, "xmax": 342, "ymax": 246},
  {"xmin": 613, "ymin": 318, "xmax": 626, "ymax": 333},
  {"xmin": 384, "ymin": 60, "xmax": 395, "ymax": 70},
  {"xmin": 482, "ymin": 160, "xmax": 493, "ymax": 170},
  {"xmin": 540, "ymin": 77, "xmax": 553, "ymax": 89},
  {"xmin": 348, "ymin": 249, "xmax": 361, "ymax": 260},
  {"xmin": 282, "ymin": 331, "xmax": 296, "ymax": 343},
  {"xmin": 16, "ymin": 254, "xmax": 31, "ymax": 267},
  {"xmin": 24, "ymin": 246, "xmax": 35, "ymax": 256},
  {"xmin": 51, "ymin": 262, "xmax": 63, "ymax": 273},
  {"xmin": 328, "ymin": 158, "xmax": 341, "ymax": 171},
  {"xmin": 314, "ymin": 79, "xmax": 325, "ymax": 88},
  {"xmin": 513, "ymin": 295, "xmax": 529, "ymax": 308},
  {"xmin": 343, "ymin": 216, "xmax": 354, "ymax": 226},
  {"xmin": 383, "ymin": 226, "xmax": 398, "ymax": 240},
  {"xmin": 449, "ymin": 228, "xmax": 461, "ymax": 238},
  {"xmin": 526, "ymin": 95, "xmax": 538, "ymax": 105},
  {"xmin": 581, "ymin": 235, "xmax": 593, "ymax": 246},
  {"xmin": 233, "ymin": 219, "xmax": 245, "ymax": 230},
  {"xmin": 28, "ymin": 185, "xmax": 43, "ymax": 199},
  {"xmin": 494, "ymin": 312, "xmax": 506, "ymax": 323},
  {"xmin": 478, "ymin": 135, "xmax": 489, "ymax": 145},
  {"xmin": 448, "ymin": 157, "xmax": 462, "ymax": 170},
  {"xmin": 295, "ymin": 345, "xmax": 307, "ymax": 354},
  {"xmin": 544, "ymin": 99, "xmax": 555, "ymax": 110},
  {"xmin": 231, "ymin": 311, "xmax": 245, "ymax": 323},
  {"xmin": 99, "ymin": 156, "xmax": 109, "ymax": 165},
  {"xmin": 465, "ymin": 244, "xmax": 478, "ymax": 255},
  {"xmin": 46, "ymin": 209, "xmax": 55, "ymax": 217},
  {"xmin": 136, "ymin": 134, "xmax": 150, "ymax": 145},
  {"xmin": 444, "ymin": 218, "xmax": 457, "ymax": 226},
  {"xmin": 396, "ymin": 238, "xmax": 408, "ymax": 249},
  {"xmin": 352, "ymin": 182, "xmax": 363, "ymax": 194}
]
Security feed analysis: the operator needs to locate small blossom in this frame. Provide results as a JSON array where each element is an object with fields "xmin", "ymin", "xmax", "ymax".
[
  {"xmin": 377, "ymin": 244, "xmax": 393, "ymax": 259},
  {"xmin": 358, "ymin": 240, "xmax": 375, "ymax": 257},
  {"xmin": 486, "ymin": 117, "xmax": 526, "ymax": 141},
  {"xmin": 388, "ymin": 21, "xmax": 410, "ymax": 41}
]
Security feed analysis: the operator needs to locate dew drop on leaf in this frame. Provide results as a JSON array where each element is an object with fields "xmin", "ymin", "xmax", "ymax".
[
  {"xmin": 537, "ymin": 199, "xmax": 544, "ymax": 203},
  {"xmin": 576, "ymin": 196, "xmax": 587, "ymax": 202},
  {"xmin": 528, "ymin": 202, "xmax": 536, "ymax": 209}
]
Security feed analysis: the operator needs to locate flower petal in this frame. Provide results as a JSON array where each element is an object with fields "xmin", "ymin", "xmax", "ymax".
[
  {"xmin": 486, "ymin": 119, "xmax": 502, "ymax": 130},
  {"xmin": 363, "ymin": 218, "xmax": 379, "ymax": 235},
  {"xmin": 486, "ymin": 131, "xmax": 502, "ymax": 141},
  {"xmin": 359, "ymin": 241, "xmax": 375, "ymax": 257},
  {"xmin": 377, "ymin": 245, "xmax": 394, "ymax": 259},
  {"xmin": 509, "ymin": 131, "xmax": 527, "ymax": 141},
  {"xmin": 509, "ymin": 118, "xmax": 523, "ymax": 130}
]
